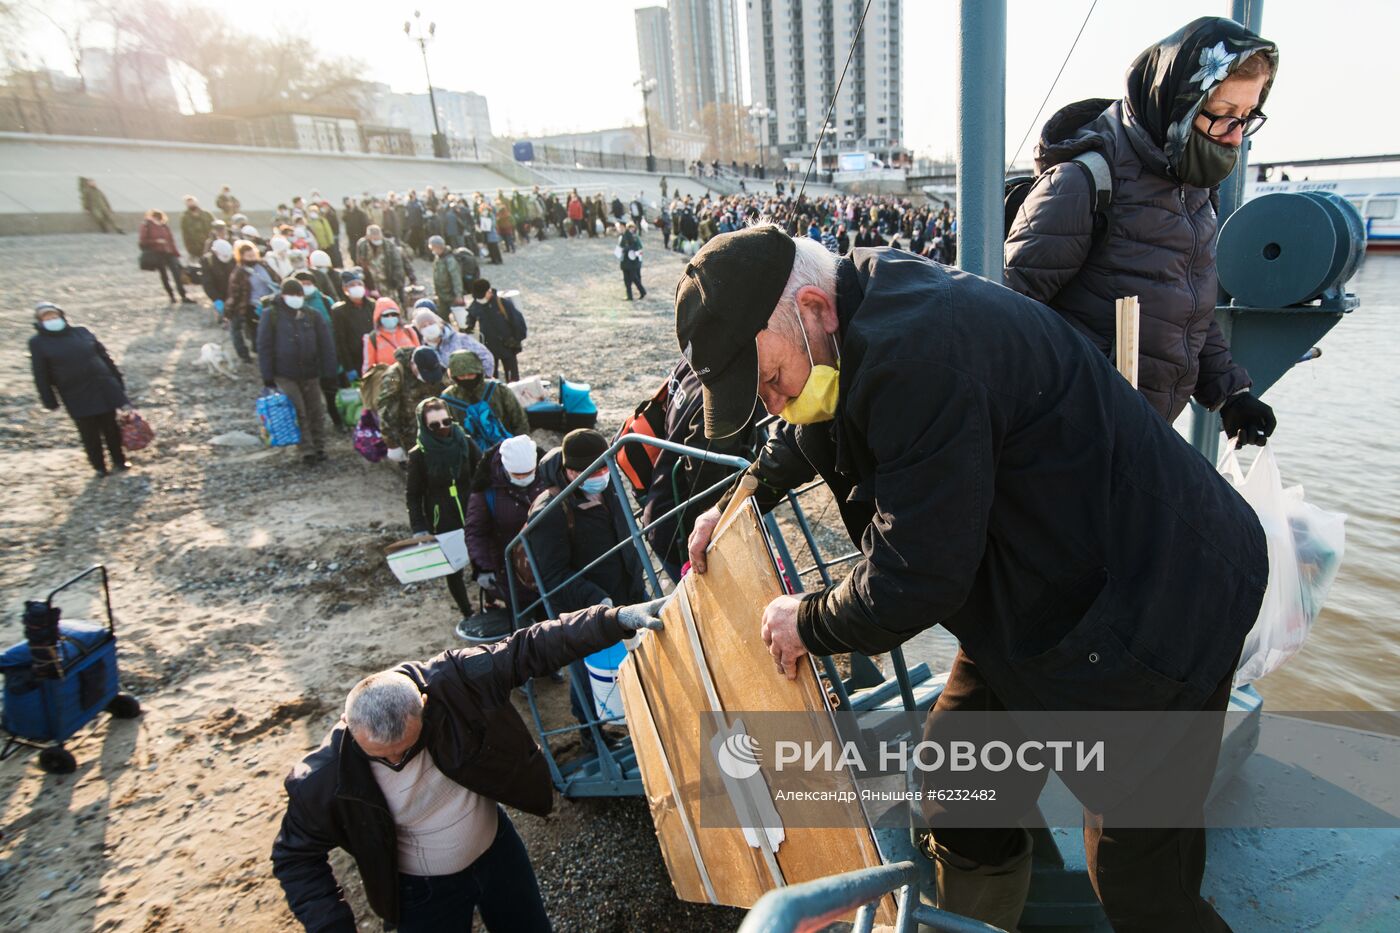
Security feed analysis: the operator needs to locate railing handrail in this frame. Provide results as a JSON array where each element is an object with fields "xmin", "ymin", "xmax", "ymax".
[
  {"xmin": 503, "ymin": 433, "xmax": 752, "ymax": 624},
  {"xmin": 738, "ymin": 860, "xmax": 1006, "ymax": 933}
]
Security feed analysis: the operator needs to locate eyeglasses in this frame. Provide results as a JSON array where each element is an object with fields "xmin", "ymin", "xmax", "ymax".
[
  {"xmin": 1198, "ymin": 108, "xmax": 1267, "ymax": 139},
  {"xmin": 426, "ymin": 419, "xmax": 450, "ymax": 430}
]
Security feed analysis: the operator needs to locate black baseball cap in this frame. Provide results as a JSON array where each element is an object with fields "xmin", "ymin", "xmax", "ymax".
[{"xmin": 674, "ymin": 226, "xmax": 796, "ymax": 439}]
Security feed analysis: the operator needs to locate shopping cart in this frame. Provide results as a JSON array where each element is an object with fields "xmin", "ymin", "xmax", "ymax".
[{"xmin": 1, "ymin": 565, "xmax": 141, "ymax": 774}]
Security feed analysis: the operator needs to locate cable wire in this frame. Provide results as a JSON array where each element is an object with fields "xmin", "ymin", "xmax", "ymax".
[
  {"xmin": 1006, "ymin": 0, "xmax": 1099, "ymax": 172},
  {"xmin": 798, "ymin": 0, "xmax": 875, "ymax": 202}
]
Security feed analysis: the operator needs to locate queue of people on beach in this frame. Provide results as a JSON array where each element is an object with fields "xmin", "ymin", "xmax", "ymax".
[{"xmin": 36, "ymin": 19, "xmax": 1291, "ymax": 929}]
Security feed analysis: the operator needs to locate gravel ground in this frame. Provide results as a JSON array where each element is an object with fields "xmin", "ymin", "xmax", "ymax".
[{"xmin": 0, "ymin": 230, "xmax": 756, "ymax": 932}]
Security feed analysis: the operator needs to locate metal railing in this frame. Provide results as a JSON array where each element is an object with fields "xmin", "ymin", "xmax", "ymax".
[
  {"xmin": 499, "ymin": 433, "xmax": 939, "ymax": 798},
  {"xmin": 738, "ymin": 861, "xmax": 1006, "ymax": 933}
]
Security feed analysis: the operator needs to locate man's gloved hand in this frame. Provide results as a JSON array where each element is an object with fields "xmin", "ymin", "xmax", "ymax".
[
  {"xmin": 263, "ymin": 380, "xmax": 277, "ymax": 390},
  {"xmin": 213, "ymin": 299, "xmax": 224, "ymax": 314},
  {"xmin": 1220, "ymin": 391, "xmax": 1277, "ymax": 447},
  {"xmin": 346, "ymin": 369, "xmax": 358, "ymax": 383},
  {"xmin": 616, "ymin": 596, "xmax": 670, "ymax": 632},
  {"xmin": 386, "ymin": 446, "xmax": 407, "ymax": 463},
  {"xmin": 476, "ymin": 571, "xmax": 496, "ymax": 590}
]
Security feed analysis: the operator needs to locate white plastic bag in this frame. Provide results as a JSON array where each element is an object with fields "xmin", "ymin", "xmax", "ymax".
[{"xmin": 1218, "ymin": 439, "xmax": 1346, "ymax": 685}]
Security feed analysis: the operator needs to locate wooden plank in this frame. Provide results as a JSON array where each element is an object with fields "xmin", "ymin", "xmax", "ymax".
[
  {"xmin": 620, "ymin": 500, "xmax": 895, "ymax": 922},
  {"xmin": 614, "ymin": 661, "xmax": 713, "ymax": 903},
  {"xmin": 1115, "ymin": 295, "xmax": 1140, "ymax": 388}
]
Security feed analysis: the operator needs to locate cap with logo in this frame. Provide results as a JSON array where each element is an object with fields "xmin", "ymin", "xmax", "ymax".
[{"xmin": 674, "ymin": 226, "xmax": 796, "ymax": 439}]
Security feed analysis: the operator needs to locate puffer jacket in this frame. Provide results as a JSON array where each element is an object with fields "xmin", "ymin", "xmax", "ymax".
[{"xmin": 1004, "ymin": 99, "xmax": 1250, "ymax": 421}]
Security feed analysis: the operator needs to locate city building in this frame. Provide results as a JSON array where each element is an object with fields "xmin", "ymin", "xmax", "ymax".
[
  {"xmin": 746, "ymin": 0, "xmax": 906, "ymax": 168},
  {"xmin": 368, "ymin": 84, "xmax": 493, "ymax": 143},
  {"xmin": 635, "ymin": 6, "xmax": 681, "ymax": 132},
  {"xmin": 669, "ymin": 0, "xmax": 745, "ymax": 133}
]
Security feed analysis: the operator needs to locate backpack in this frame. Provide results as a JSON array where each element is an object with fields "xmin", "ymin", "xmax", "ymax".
[
  {"xmin": 1003, "ymin": 149, "xmax": 1113, "ymax": 247},
  {"xmin": 358, "ymin": 362, "xmax": 392, "ymax": 413},
  {"xmin": 614, "ymin": 377, "xmax": 670, "ymax": 497},
  {"xmin": 440, "ymin": 383, "xmax": 512, "ymax": 449}
]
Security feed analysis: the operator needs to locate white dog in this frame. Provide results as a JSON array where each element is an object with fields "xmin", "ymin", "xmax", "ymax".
[{"xmin": 197, "ymin": 342, "xmax": 238, "ymax": 378}]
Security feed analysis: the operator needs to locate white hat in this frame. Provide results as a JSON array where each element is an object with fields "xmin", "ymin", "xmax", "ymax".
[
  {"xmin": 211, "ymin": 239, "xmax": 234, "ymax": 261},
  {"xmin": 241, "ymin": 225, "xmax": 259, "ymax": 238},
  {"xmin": 310, "ymin": 249, "xmax": 332, "ymax": 269},
  {"xmin": 499, "ymin": 435, "xmax": 537, "ymax": 474},
  {"xmin": 269, "ymin": 235, "xmax": 289, "ymax": 253}
]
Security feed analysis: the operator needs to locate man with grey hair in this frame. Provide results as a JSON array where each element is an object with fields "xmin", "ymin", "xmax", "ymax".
[
  {"xmin": 272, "ymin": 598, "xmax": 667, "ymax": 931},
  {"xmin": 677, "ymin": 225, "xmax": 1266, "ymax": 930}
]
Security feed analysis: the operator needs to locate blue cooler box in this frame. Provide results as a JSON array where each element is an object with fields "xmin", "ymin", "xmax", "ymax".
[{"xmin": 1, "ymin": 622, "xmax": 119, "ymax": 743}]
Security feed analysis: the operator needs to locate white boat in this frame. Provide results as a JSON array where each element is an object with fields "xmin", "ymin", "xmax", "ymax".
[{"xmin": 1246, "ymin": 176, "xmax": 1400, "ymax": 248}]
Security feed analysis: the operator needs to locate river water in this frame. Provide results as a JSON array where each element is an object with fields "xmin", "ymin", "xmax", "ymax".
[{"xmin": 1239, "ymin": 253, "xmax": 1400, "ymax": 710}]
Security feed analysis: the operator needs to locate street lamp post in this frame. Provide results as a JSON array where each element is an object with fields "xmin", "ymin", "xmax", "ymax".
[
  {"xmin": 635, "ymin": 75, "xmax": 657, "ymax": 173},
  {"xmin": 749, "ymin": 104, "xmax": 773, "ymax": 177},
  {"xmin": 404, "ymin": 10, "xmax": 449, "ymax": 159}
]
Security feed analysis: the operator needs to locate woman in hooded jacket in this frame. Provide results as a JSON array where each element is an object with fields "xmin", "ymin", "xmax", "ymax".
[
  {"xmin": 362, "ymin": 297, "xmax": 420, "ymax": 372},
  {"xmin": 1005, "ymin": 16, "xmax": 1280, "ymax": 447},
  {"xmin": 405, "ymin": 398, "xmax": 483, "ymax": 624},
  {"xmin": 29, "ymin": 301, "xmax": 131, "ymax": 475}
]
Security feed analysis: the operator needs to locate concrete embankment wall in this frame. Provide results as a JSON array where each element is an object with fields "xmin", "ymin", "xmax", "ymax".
[{"xmin": 0, "ymin": 133, "xmax": 521, "ymax": 235}]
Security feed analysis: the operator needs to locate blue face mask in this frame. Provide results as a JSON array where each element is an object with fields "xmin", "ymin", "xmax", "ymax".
[
  {"xmin": 580, "ymin": 476, "xmax": 609, "ymax": 495},
  {"xmin": 42, "ymin": 317, "xmax": 66, "ymax": 332}
]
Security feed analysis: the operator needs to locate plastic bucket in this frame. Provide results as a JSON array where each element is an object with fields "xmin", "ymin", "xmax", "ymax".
[{"xmin": 584, "ymin": 642, "xmax": 628, "ymax": 723}]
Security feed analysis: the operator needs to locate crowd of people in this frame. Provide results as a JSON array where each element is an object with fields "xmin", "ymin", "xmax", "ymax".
[{"xmin": 36, "ymin": 17, "xmax": 1291, "ymax": 931}]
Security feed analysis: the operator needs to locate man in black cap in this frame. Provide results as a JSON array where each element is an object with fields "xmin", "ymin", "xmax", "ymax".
[
  {"xmin": 679, "ymin": 226, "xmax": 1267, "ymax": 930},
  {"xmin": 527, "ymin": 428, "xmax": 649, "ymax": 614}
]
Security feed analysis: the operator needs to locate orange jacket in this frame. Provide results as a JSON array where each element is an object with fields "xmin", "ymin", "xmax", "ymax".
[{"xmin": 362, "ymin": 298, "xmax": 420, "ymax": 372}]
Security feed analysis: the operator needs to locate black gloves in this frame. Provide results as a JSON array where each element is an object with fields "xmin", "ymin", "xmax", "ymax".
[
  {"xmin": 263, "ymin": 380, "xmax": 277, "ymax": 389},
  {"xmin": 1220, "ymin": 392, "xmax": 1276, "ymax": 447}
]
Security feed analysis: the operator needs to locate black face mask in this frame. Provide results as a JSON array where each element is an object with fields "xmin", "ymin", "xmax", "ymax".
[
  {"xmin": 455, "ymin": 377, "xmax": 481, "ymax": 389},
  {"xmin": 368, "ymin": 729, "xmax": 426, "ymax": 772}
]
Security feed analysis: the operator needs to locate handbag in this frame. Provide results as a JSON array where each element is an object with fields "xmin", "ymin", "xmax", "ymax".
[
  {"xmin": 118, "ymin": 409, "xmax": 154, "ymax": 451},
  {"xmin": 138, "ymin": 250, "xmax": 161, "ymax": 272},
  {"xmin": 255, "ymin": 389, "xmax": 301, "ymax": 447}
]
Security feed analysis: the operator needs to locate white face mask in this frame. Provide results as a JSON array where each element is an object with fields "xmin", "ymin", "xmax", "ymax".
[
  {"xmin": 509, "ymin": 472, "xmax": 536, "ymax": 487},
  {"xmin": 41, "ymin": 317, "xmax": 66, "ymax": 332},
  {"xmin": 380, "ymin": 316, "xmax": 399, "ymax": 331},
  {"xmin": 284, "ymin": 295, "xmax": 305, "ymax": 310},
  {"xmin": 347, "ymin": 285, "xmax": 366, "ymax": 300},
  {"xmin": 303, "ymin": 285, "xmax": 318, "ymax": 297},
  {"xmin": 421, "ymin": 324, "xmax": 442, "ymax": 343}
]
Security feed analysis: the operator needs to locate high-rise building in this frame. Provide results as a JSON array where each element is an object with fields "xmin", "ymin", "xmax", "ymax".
[
  {"xmin": 747, "ymin": 0, "xmax": 904, "ymax": 167},
  {"xmin": 368, "ymin": 85, "xmax": 493, "ymax": 142},
  {"xmin": 669, "ymin": 0, "xmax": 745, "ymax": 134},
  {"xmin": 635, "ymin": 6, "xmax": 681, "ymax": 132}
]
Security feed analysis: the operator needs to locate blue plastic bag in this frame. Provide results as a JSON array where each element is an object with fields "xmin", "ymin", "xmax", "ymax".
[{"xmin": 256, "ymin": 389, "xmax": 301, "ymax": 447}]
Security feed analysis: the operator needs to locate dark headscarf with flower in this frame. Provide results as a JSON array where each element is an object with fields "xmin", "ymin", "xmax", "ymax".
[{"xmin": 1125, "ymin": 16, "xmax": 1278, "ymax": 173}]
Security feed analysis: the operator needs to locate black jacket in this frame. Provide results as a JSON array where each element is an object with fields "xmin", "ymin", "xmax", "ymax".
[
  {"xmin": 30, "ymin": 323, "xmax": 128, "ymax": 417},
  {"xmin": 406, "ymin": 441, "xmax": 483, "ymax": 535},
  {"xmin": 270, "ymin": 605, "xmax": 630, "ymax": 932},
  {"xmin": 343, "ymin": 207, "xmax": 369, "ymax": 247},
  {"xmin": 741, "ymin": 250, "xmax": 1266, "ymax": 717},
  {"xmin": 465, "ymin": 294, "xmax": 525, "ymax": 355},
  {"xmin": 257, "ymin": 297, "xmax": 338, "ymax": 384},
  {"xmin": 199, "ymin": 253, "xmax": 235, "ymax": 303},
  {"xmin": 526, "ymin": 475, "xmax": 648, "ymax": 612},
  {"xmin": 329, "ymin": 297, "xmax": 375, "ymax": 374}
]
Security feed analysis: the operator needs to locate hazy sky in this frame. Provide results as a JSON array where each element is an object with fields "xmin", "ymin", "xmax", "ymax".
[{"xmin": 20, "ymin": 0, "xmax": 1400, "ymax": 169}]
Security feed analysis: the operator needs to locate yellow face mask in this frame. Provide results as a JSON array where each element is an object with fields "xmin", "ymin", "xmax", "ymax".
[{"xmin": 779, "ymin": 307, "xmax": 840, "ymax": 424}]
